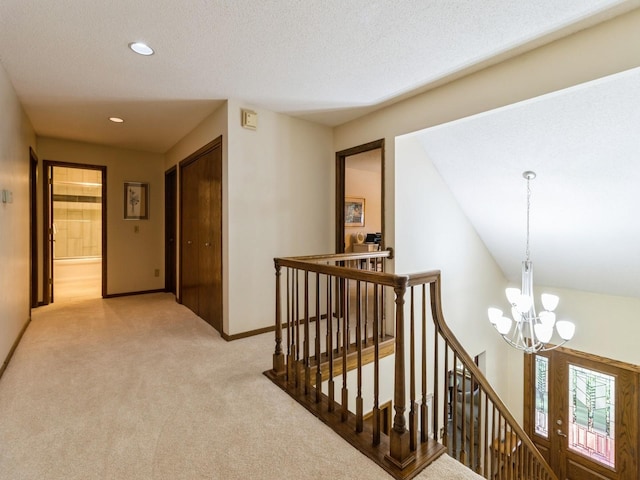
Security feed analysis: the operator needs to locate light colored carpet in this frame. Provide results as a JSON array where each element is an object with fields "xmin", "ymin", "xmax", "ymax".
[{"xmin": 0, "ymin": 293, "xmax": 482, "ymax": 480}]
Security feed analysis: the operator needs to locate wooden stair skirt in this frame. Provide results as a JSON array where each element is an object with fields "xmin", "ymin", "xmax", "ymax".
[
  {"xmin": 265, "ymin": 366, "xmax": 446, "ymax": 480},
  {"xmin": 266, "ymin": 335, "xmax": 446, "ymax": 479}
]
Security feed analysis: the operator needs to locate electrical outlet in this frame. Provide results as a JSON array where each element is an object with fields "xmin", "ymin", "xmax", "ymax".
[{"xmin": 154, "ymin": 269, "xmax": 160, "ymax": 277}]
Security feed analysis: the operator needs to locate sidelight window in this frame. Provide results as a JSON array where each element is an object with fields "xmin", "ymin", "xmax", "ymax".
[{"xmin": 534, "ymin": 355, "xmax": 549, "ymax": 437}]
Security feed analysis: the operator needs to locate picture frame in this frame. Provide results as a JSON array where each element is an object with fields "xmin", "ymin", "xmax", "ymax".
[
  {"xmin": 345, "ymin": 197, "xmax": 365, "ymax": 227},
  {"xmin": 124, "ymin": 182, "xmax": 149, "ymax": 220}
]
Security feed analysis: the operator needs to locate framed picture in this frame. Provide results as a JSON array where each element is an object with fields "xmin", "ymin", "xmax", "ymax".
[
  {"xmin": 124, "ymin": 182, "xmax": 149, "ymax": 220},
  {"xmin": 345, "ymin": 197, "xmax": 365, "ymax": 227}
]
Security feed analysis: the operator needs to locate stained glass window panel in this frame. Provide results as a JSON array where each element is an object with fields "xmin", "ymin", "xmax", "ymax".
[
  {"xmin": 568, "ymin": 364, "xmax": 615, "ymax": 468},
  {"xmin": 534, "ymin": 355, "xmax": 548, "ymax": 437}
]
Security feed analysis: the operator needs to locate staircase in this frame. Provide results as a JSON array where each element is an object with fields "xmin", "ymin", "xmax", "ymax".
[{"xmin": 264, "ymin": 251, "xmax": 557, "ymax": 480}]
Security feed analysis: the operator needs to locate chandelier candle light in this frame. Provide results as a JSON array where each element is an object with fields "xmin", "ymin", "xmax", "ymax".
[{"xmin": 488, "ymin": 171, "xmax": 576, "ymax": 353}]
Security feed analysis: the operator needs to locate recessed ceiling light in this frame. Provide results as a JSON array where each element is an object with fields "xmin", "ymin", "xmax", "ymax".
[
  {"xmin": 129, "ymin": 42, "xmax": 154, "ymax": 56},
  {"xmin": 109, "ymin": 117, "xmax": 124, "ymax": 123}
]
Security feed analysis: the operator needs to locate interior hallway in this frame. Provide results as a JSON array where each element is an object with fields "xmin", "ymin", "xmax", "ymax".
[{"xmin": 0, "ymin": 293, "xmax": 480, "ymax": 479}]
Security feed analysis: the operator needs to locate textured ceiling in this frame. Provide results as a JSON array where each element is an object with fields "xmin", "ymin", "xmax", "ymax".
[
  {"xmin": 0, "ymin": 0, "xmax": 636, "ymax": 152},
  {"xmin": 416, "ymin": 66, "xmax": 640, "ymax": 298}
]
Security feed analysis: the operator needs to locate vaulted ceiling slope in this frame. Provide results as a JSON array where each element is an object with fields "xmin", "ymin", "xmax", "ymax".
[
  {"xmin": 0, "ymin": 0, "xmax": 637, "ymax": 152},
  {"xmin": 416, "ymin": 66, "xmax": 640, "ymax": 299}
]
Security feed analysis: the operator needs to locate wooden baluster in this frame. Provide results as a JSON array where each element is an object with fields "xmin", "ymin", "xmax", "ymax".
[
  {"xmin": 327, "ymin": 276, "xmax": 334, "ymax": 412},
  {"xmin": 469, "ymin": 371, "xmax": 475, "ymax": 470},
  {"xmin": 432, "ymin": 334, "xmax": 444, "ymax": 447},
  {"xmin": 484, "ymin": 389, "xmax": 490, "ymax": 476},
  {"xmin": 386, "ymin": 280, "xmax": 415, "ymax": 468},
  {"xmin": 294, "ymin": 269, "xmax": 300, "ymax": 390},
  {"xmin": 304, "ymin": 271, "xmax": 310, "ymax": 395},
  {"xmin": 452, "ymin": 355, "xmax": 459, "ymax": 461},
  {"xmin": 499, "ymin": 414, "xmax": 505, "ymax": 480},
  {"xmin": 273, "ymin": 263, "xmax": 285, "ymax": 375},
  {"xmin": 506, "ymin": 425, "xmax": 512, "ymax": 480},
  {"xmin": 420, "ymin": 284, "xmax": 428, "ymax": 443},
  {"xmin": 335, "ymin": 277, "xmax": 341, "ymax": 353},
  {"xmin": 341, "ymin": 278, "xmax": 349, "ymax": 422},
  {"xmin": 372, "ymin": 279, "xmax": 381, "ymax": 446},
  {"xmin": 460, "ymin": 366, "xmax": 467, "ymax": 466},
  {"xmin": 355, "ymin": 279, "xmax": 363, "ymax": 432},
  {"xmin": 381, "ymin": 281, "xmax": 386, "ymax": 338},
  {"xmin": 286, "ymin": 268, "xmax": 293, "ymax": 384},
  {"xmin": 363, "ymin": 274, "xmax": 369, "ymax": 346},
  {"xmin": 315, "ymin": 273, "xmax": 322, "ymax": 403},
  {"xmin": 409, "ymin": 286, "xmax": 418, "ymax": 451}
]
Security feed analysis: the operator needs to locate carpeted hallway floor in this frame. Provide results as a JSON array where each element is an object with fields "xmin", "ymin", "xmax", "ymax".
[{"xmin": 0, "ymin": 293, "xmax": 482, "ymax": 479}]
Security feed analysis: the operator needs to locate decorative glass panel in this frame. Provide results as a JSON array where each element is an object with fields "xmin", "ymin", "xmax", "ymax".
[
  {"xmin": 534, "ymin": 355, "xmax": 549, "ymax": 437},
  {"xmin": 568, "ymin": 364, "xmax": 615, "ymax": 468}
]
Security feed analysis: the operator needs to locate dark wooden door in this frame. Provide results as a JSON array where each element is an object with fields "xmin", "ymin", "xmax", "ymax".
[
  {"xmin": 525, "ymin": 349, "xmax": 638, "ymax": 480},
  {"xmin": 164, "ymin": 167, "xmax": 177, "ymax": 295},
  {"xmin": 179, "ymin": 137, "xmax": 223, "ymax": 333},
  {"xmin": 180, "ymin": 159, "xmax": 200, "ymax": 313}
]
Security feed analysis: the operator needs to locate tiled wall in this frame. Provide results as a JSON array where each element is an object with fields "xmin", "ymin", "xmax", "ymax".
[{"xmin": 52, "ymin": 167, "xmax": 102, "ymax": 259}]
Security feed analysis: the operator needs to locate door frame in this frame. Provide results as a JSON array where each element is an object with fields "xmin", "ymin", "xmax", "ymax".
[
  {"xmin": 30, "ymin": 148, "xmax": 39, "ymax": 308},
  {"xmin": 524, "ymin": 347, "xmax": 639, "ymax": 479},
  {"xmin": 335, "ymin": 139, "xmax": 385, "ymax": 253},
  {"xmin": 42, "ymin": 160, "xmax": 107, "ymax": 304}
]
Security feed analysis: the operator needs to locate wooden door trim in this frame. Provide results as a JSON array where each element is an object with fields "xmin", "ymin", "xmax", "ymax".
[
  {"xmin": 525, "ymin": 348, "xmax": 639, "ymax": 479},
  {"xmin": 30, "ymin": 148, "xmax": 39, "ymax": 308},
  {"xmin": 42, "ymin": 160, "xmax": 107, "ymax": 304},
  {"xmin": 164, "ymin": 165, "xmax": 177, "ymax": 294},
  {"xmin": 335, "ymin": 139, "xmax": 385, "ymax": 253}
]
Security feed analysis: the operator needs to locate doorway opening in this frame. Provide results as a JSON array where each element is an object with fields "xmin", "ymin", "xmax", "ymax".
[
  {"xmin": 43, "ymin": 161, "xmax": 107, "ymax": 304},
  {"xmin": 335, "ymin": 139, "xmax": 385, "ymax": 254}
]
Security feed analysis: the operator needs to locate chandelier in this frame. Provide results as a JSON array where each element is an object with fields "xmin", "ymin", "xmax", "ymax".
[{"xmin": 488, "ymin": 171, "xmax": 575, "ymax": 353}]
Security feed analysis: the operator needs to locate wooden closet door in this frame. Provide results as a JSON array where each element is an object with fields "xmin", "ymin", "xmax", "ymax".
[
  {"xmin": 179, "ymin": 137, "xmax": 223, "ymax": 333},
  {"xmin": 180, "ymin": 158, "xmax": 200, "ymax": 314},
  {"xmin": 197, "ymin": 143, "xmax": 222, "ymax": 332}
]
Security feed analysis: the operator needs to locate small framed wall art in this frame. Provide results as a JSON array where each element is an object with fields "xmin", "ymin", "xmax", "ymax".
[
  {"xmin": 124, "ymin": 181, "xmax": 149, "ymax": 220},
  {"xmin": 345, "ymin": 196, "xmax": 365, "ymax": 227}
]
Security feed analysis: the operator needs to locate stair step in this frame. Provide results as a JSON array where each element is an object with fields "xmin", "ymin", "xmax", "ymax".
[{"xmin": 291, "ymin": 335, "xmax": 395, "ymax": 385}]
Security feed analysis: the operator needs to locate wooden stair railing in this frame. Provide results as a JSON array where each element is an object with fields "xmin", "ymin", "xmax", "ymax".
[{"xmin": 264, "ymin": 252, "xmax": 557, "ymax": 480}]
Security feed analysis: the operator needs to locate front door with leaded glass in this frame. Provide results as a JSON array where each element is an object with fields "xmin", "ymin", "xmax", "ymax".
[{"xmin": 525, "ymin": 349, "xmax": 638, "ymax": 480}]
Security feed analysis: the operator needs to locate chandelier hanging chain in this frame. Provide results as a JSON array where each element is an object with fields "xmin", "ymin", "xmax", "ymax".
[{"xmin": 525, "ymin": 173, "xmax": 532, "ymax": 262}]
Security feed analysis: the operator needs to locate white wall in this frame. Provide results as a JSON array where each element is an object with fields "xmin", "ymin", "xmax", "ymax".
[
  {"xmin": 533, "ymin": 285, "xmax": 640, "ymax": 366},
  {"xmin": 225, "ymin": 99, "xmax": 334, "ymax": 335},
  {"xmin": 0, "ymin": 61, "xmax": 36, "ymax": 364},
  {"xmin": 37, "ymin": 138, "xmax": 165, "ymax": 295},
  {"xmin": 395, "ymin": 134, "xmax": 514, "ymax": 403}
]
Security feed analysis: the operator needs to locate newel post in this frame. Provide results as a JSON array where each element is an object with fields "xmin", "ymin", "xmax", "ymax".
[
  {"xmin": 386, "ymin": 278, "xmax": 415, "ymax": 469},
  {"xmin": 273, "ymin": 261, "xmax": 285, "ymax": 375}
]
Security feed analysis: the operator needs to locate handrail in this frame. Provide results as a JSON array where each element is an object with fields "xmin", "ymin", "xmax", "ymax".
[
  {"xmin": 265, "ymin": 252, "xmax": 558, "ymax": 480},
  {"xmin": 428, "ymin": 275, "xmax": 557, "ymax": 479}
]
